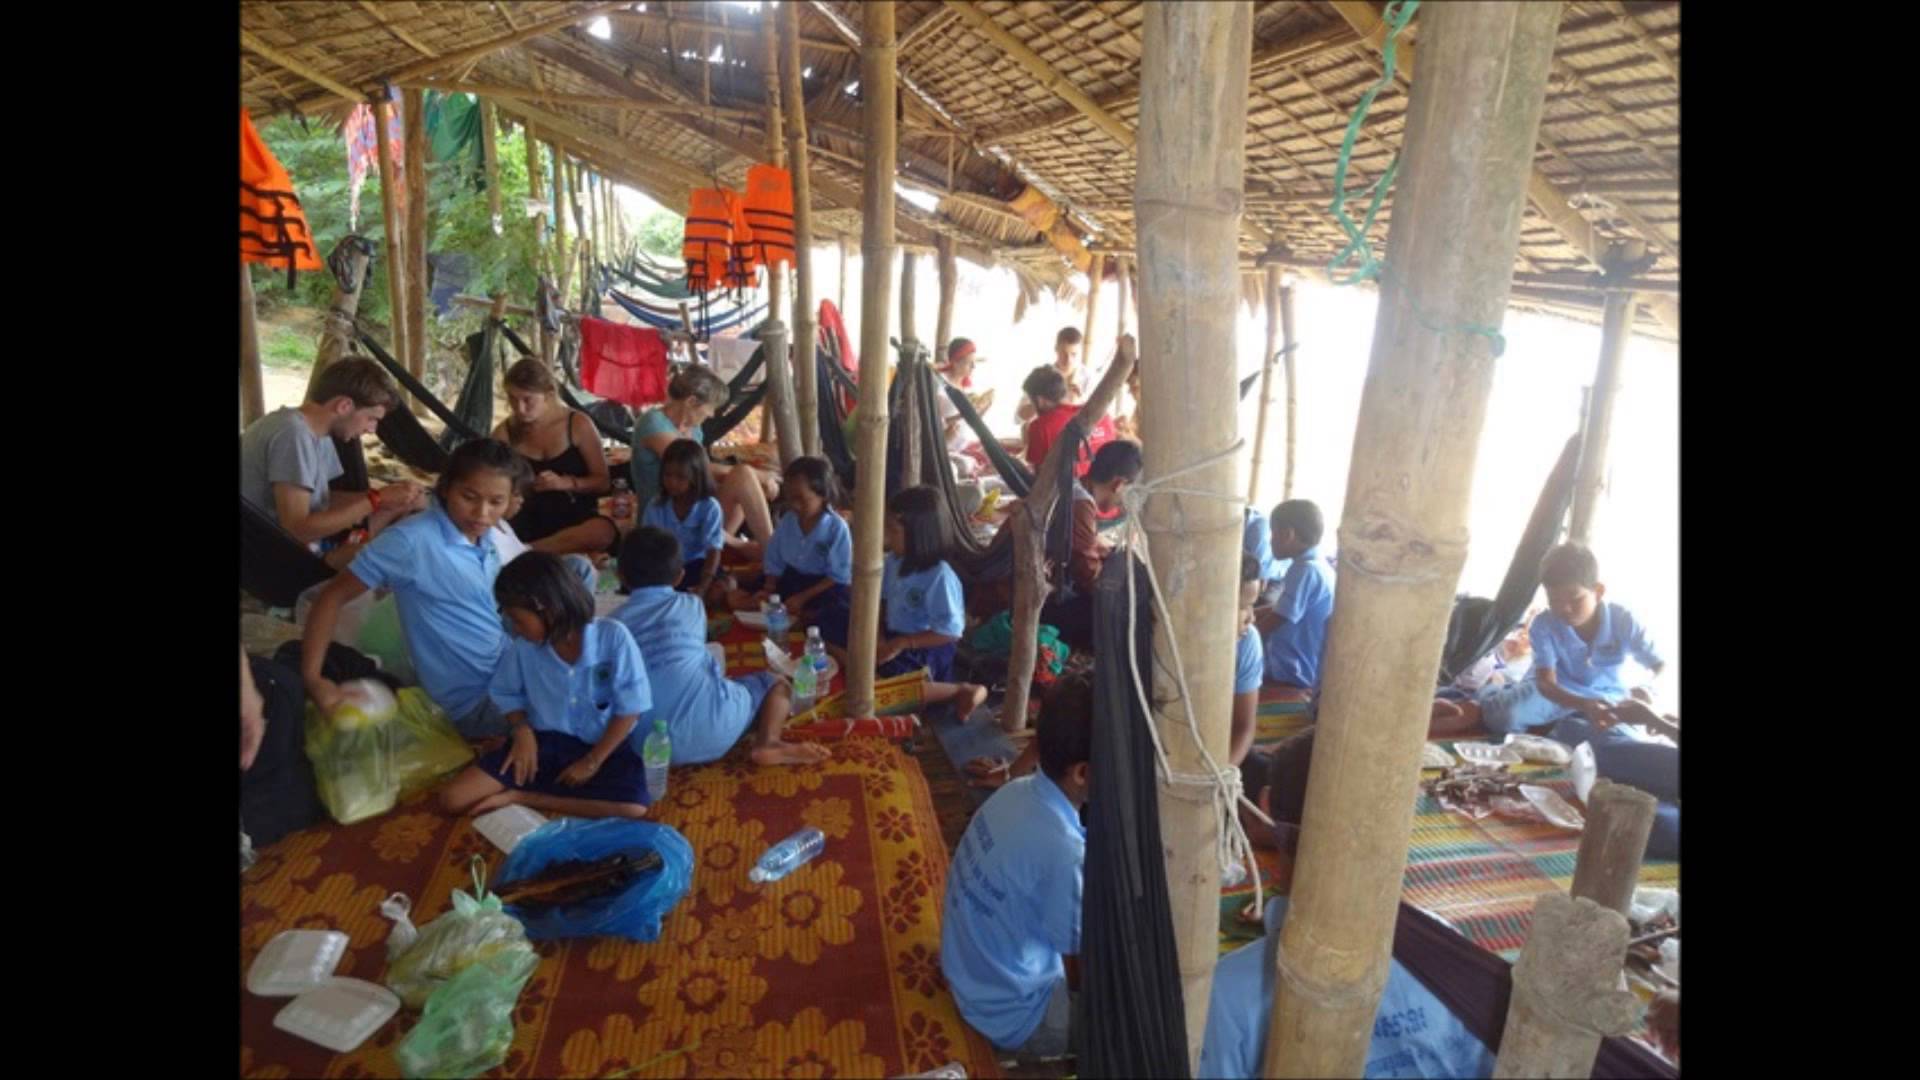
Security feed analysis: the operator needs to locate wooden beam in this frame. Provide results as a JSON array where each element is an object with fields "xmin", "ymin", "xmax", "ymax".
[
  {"xmin": 1568, "ymin": 242, "xmax": 1642, "ymax": 543},
  {"xmin": 375, "ymin": 95, "xmax": 410, "ymax": 371},
  {"xmin": 784, "ymin": 0, "xmax": 822, "ymax": 458},
  {"xmin": 376, "ymin": 1, "xmax": 631, "ymax": 86},
  {"xmin": 403, "ymin": 87, "xmax": 431, "ymax": 412},
  {"xmin": 241, "ymin": 264, "xmax": 265, "ymax": 428},
  {"xmin": 1248, "ymin": 263, "xmax": 1282, "ymax": 503},
  {"xmin": 898, "ymin": 6, "xmax": 959, "ymax": 54},
  {"xmin": 239, "ymin": 29, "xmax": 368, "ymax": 104},
  {"xmin": 942, "ymin": 0, "xmax": 1133, "ymax": 151},
  {"xmin": 847, "ymin": 0, "xmax": 898, "ymax": 719},
  {"xmin": 405, "ymin": 81, "xmax": 760, "ymax": 117},
  {"xmin": 935, "ymin": 233, "xmax": 957, "ymax": 362},
  {"xmin": 480, "ymin": 97, "xmax": 503, "ymax": 232},
  {"xmin": 1267, "ymin": 3, "xmax": 1564, "ymax": 1074},
  {"xmin": 1512, "ymin": 270, "xmax": 1678, "ymax": 295},
  {"xmin": 1080, "ymin": 251, "xmax": 1103, "ymax": 378},
  {"xmin": 760, "ymin": 8, "xmax": 803, "ymax": 468},
  {"xmin": 492, "ymin": 96, "xmax": 710, "ymax": 192},
  {"xmin": 606, "ymin": 10, "xmax": 852, "ymax": 53},
  {"xmin": 355, "ymin": 0, "xmax": 438, "ymax": 58}
]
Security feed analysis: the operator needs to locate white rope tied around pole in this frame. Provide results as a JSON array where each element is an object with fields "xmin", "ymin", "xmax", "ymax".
[{"xmin": 1117, "ymin": 437, "xmax": 1278, "ymax": 924}]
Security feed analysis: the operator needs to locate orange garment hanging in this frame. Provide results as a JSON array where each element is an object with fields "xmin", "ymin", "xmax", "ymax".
[
  {"xmin": 722, "ymin": 187, "xmax": 760, "ymax": 293},
  {"xmin": 682, "ymin": 187, "xmax": 734, "ymax": 294},
  {"xmin": 240, "ymin": 108, "xmax": 324, "ymax": 285},
  {"xmin": 742, "ymin": 163, "xmax": 795, "ymax": 268}
]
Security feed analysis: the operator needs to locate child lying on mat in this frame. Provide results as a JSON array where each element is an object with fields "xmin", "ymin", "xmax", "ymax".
[
  {"xmin": 439, "ymin": 552, "xmax": 653, "ymax": 819},
  {"xmin": 943, "ymin": 674, "xmax": 1094, "ymax": 1063},
  {"xmin": 610, "ymin": 527, "xmax": 829, "ymax": 767},
  {"xmin": 728, "ymin": 456, "xmax": 854, "ymax": 644}
]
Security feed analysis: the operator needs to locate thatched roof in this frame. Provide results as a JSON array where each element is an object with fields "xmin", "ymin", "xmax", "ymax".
[{"xmin": 241, "ymin": 1, "xmax": 1679, "ymax": 337}]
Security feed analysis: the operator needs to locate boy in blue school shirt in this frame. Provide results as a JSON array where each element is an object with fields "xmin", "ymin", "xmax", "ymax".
[
  {"xmin": 1231, "ymin": 552, "xmax": 1266, "ymax": 767},
  {"xmin": 942, "ymin": 674, "xmax": 1094, "ymax": 1063},
  {"xmin": 611, "ymin": 527, "xmax": 832, "ymax": 767},
  {"xmin": 1243, "ymin": 507, "xmax": 1288, "ymax": 607},
  {"xmin": 1257, "ymin": 499, "xmax": 1335, "ymax": 691}
]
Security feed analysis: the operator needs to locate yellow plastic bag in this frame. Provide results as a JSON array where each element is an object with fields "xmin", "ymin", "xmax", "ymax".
[
  {"xmin": 391, "ymin": 689, "xmax": 475, "ymax": 799},
  {"xmin": 304, "ymin": 683, "xmax": 398, "ymax": 825}
]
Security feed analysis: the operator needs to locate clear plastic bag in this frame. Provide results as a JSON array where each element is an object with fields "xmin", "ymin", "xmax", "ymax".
[
  {"xmin": 394, "ymin": 948, "xmax": 538, "ymax": 1079},
  {"xmin": 386, "ymin": 857, "xmax": 537, "ymax": 1009},
  {"xmin": 390, "ymin": 689, "xmax": 475, "ymax": 799},
  {"xmin": 303, "ymin": 684, "xmax": 397, "ymax": 825},
  {"xmin": 494, "ymin": 818, "xmax": 695, "ymax": 942}
]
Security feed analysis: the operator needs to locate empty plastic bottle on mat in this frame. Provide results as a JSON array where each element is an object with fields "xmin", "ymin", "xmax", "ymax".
[
  {"xmin": 764, "ymin": 596, "xmax": 790, "ymax": 645},
  {"xmin": 749, "ymin": 826, "xmax": 825, "ymax": 884},
  {"xmin": 642, "ymin": 719, "xmax": 672, "ymax": 805},
  {"xmin": 792, "ymin": 629, "xmax": 820, "ymax": 710}
]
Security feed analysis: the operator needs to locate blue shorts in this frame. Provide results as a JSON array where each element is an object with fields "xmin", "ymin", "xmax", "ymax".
[
  {"xmin": 736, "ymin": 670, "xmax": 779, "ymax": 719},
  {"xmin": 479, "ymin": 730, "xmax": 651, "ymax": 806}
]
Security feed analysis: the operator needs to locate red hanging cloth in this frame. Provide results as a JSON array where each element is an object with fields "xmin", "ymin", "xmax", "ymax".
[{"xmin": 578, "ymin": 316, "xmax": 669, "ymax": 408}]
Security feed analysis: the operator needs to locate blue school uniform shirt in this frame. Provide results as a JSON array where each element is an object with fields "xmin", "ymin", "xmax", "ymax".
[
  {"xmin": 883, "ymin": 555, "xmax": 966, "ymax": 638},
  {"xmin": 1244, "ymin": 509, "xmax": 1280, "ymax": 583},
  {"xmin": 1528, "ymin": 602, "xmax": 1662, "ymax": 703},
  {"xmin": 1263, "ymin": 547, "xmax": 1335, "ymax": 688},
  {"xmin": 1235, "ymin": 625, "xmax": 1264, "ymax": 696},
  {"xmin": 488, "ymin": 618, "xmax": 652, "ymax": 743},
  {"xmin": 764, "ymin": 510, "xmax": 854, "ymax": 585},
  {"xmin": 941, "ymin": 773, "xmax": 1085, "ymax": 1050},
  {"xmin": 608, "ymin": 586, "xmax": 756, "ymax": 764},
  {"xmin": 1199, "ymin": 897, "xmax": 1495, "ymax": 1080},
  {"xmin": 642, "ymin": 495, "xmax": 727, "ymax": 563},
  {"xmin": 348, "ymin": 502, "xmax": 504, "ymax": 720},
  {"xmin": 629, "ymin": 408, "xmax": 703, "ymax": 506}
]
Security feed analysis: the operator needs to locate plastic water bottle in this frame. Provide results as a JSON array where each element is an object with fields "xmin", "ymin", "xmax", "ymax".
[
  {"xmin": 749, "ymin": 826, "xmax": 826, "ymax": 884},
  {"xmin": 792, "ymin": 628, "xmax": 820, "ymax": 709},
  {"xmin": 642, "ymin": 718, "xmax": 672, "ymax": 805},
  {"xmin": 764, "ymin": 595, "xmax": 791, "ymax": 645}
]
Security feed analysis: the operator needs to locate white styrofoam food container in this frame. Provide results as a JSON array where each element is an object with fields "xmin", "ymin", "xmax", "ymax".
[
  {"xmin": 272, "ymin": 977, "xmax": 401, "ymax": 1053},
  {"xmin": 473, "ymin": 804, "xmax": 549, "ymax": 854},
  {"xmin": 248, "ymin": 930, "xmax": 349, "ymax": 997},
  {"xmin": 1452, "ymin": 741, "xmax": 1523, "ymax": 767}
]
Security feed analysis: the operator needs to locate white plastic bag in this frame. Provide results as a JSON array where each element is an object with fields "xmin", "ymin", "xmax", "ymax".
[{"xmin": 1568, "ymin": 741, "xmax": 1598, "ymax": 804}]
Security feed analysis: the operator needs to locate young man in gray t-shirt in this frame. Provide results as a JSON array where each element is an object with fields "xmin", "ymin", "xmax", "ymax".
[{"xmin": 240, "ymin": 356, "xmax": 424, "ymax": 563}]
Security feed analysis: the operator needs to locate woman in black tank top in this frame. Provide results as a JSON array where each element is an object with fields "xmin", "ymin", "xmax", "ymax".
[{"xmin": 491, "ymin": 357, "xmax": 621, "ymax": 556}]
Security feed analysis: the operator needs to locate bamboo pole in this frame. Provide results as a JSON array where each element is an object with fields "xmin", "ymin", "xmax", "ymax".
[
  {"xmin": 754, "ymin": 11, "xmax": 803, "ymax": 467},
  {"xmin": 1136, "ymin": 5, "xmax": 1255, "ymax": 1066},
  {"xmin": 241, "ymin": 263, "xmax": 266, "ymax": 427},
  {"xmin": 376, "ymin": 1, "xmax": 630, "ymax": 86},
  {"xmin": 1568, "ymin": 779, "xmax": 1659, "ymax": 917},
  {"xmin": 1492, "ymin": 893, "xmax": 1640, "ymax": 1078},
  {"xmin": 480, "ymin": 97, "xmax": 502, "ymax": 234},
  {"xmin": 553, "ymin": 148, "xmax": 575, "ymax": 305},
  {"xmin": 403, "ymin": 87, "xmax": 430, "ymax": 416},
  {"xmin": 838, "ymin": 234, "xmax": 850, "ymax": 313},
  {"xmin": 1280, "ymin": 281, "xmax": 1299, "ymax": 500},
  {"xmin": 783, "ymin": 0, "xmax": 821, "ymax": 458},
  {"xmin": 935, "ymin": 234, "xmax": 957, "ymax": 363},
  {"xmin": 1080, "ymin": 253, "xmax": 1103, "ymax": 389},
  {"xmin": 523, "ymin": 123, "xmax": 549, "ymax": 360},
  {"xmin": 311, "ymin": 238, "xmax": 372, "ymax": 378},
  {"xmin": 899, "ymin": 250, "xmax": 921, "ymax": 485},
  {"xmin": 375, "ymin": 95, "xmax": 410, "ymax": 374},
  {"xmin": 847, "ymin": 1, "xmax": 898, "ymax": 718},
  {"xmin": 1247, "ymin": 262, "xmax": 1283, "ymax": 504},
  {"xmin": 1265, "ymin": 5, "xmax": 1563, "ymax": 1075},
  {"xmin": 1114, "ymin": 254, "xmax": 1131, "ymax": 340},
  {"xmin": 1568, "ymin": 240, "xmax": 1643, "ymax": 545}
]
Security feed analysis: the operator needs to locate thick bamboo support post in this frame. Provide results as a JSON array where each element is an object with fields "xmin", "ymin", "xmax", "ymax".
[
  {"xmin": 1080, "ymin": 253, "xmax": 1103, "ymax": 385},
  {"xmin": 1568, "ymin": 240, "xmax": 1644, "ymax": 545},
  {"xmin": 758, "ymin": 10, "xmax": 803, "ymax": 467},
  {"xmin": 1492, "ymin": 893, "xmax": 1640, "ymax": 1078},
  {"xmin": 1247, "ymin": 263, "xmax": 1283, "ymax": 504},
  {"xmin": 241, "ymin": 263, "xmax": 266, "ymax": 428},
  {"xmin": 1265, "ymin": 5, "xmax": 1563, "ymax": 1075},
  {"xmin": 838, "ymin": 234, "xmax": 851, "ymax": 312},
  {"xmin": 847, "ymin": 1, "xmax": 898, "ymax": 718},
  {"xmin": 375, "ymin": 96, "xmax": 410, "ymax": 374},
  {"xmin": 1569, "ymin": 779, "xmax": 1659, "ymax": 917},
  {"xmin": 403, "ymin": 87, "xmax": 431, "ymax": 415},
  {"xmin": 935, "ymin": 234, "xmax": 957, "ymax": 363},
  {"xmin": 782, "ymin": 0, "xmax": 820, "ymax": 457},
  {"xmin": 899, "ymin": 249, "xmax": 921, "ymax": 485},
  {"xmin": 523, "ymin": 124, "xmax": 550, "ymax": 359},
  {"xmin": 999, "ymin": 338, "xmax": 1137, "ymax": 735},
  {"xmin": 1137, "ymin": 4, "xmax": 1254, "ymax": 1066},
  {"xmin": 552, "ymin": 144, "xmax": 574, "ymax": 304},
  {"xmin": 312, "ymin": 239, "xmax": 372, "ymax": 378},
  {"xmin": 1114, "ymin": 254, "xmax": 1131, "ymax": 339},
  {"xmin": 480, "ymin": 98, "xmax": 503, "ymax": 233},
  {"xmin": 1280, "ymin": 282, "xmax": 1299, "ymax": 499}
]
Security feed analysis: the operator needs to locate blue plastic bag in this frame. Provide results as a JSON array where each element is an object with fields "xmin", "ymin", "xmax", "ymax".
[{"xmin": 494, "ymin": 818, "xmax": 694, "ymax": 942}]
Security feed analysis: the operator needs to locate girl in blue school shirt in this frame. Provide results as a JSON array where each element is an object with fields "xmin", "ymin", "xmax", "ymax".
[
  {"xmin": 642, "ymin": 439, "xmax": 729, "ymax": 602},
  {"xmin": 734, "ymin": 456, "xmax": 854, "ymax": 643},
  {"xmin": 824, "ymin": 485, "xmax": 988, "ymax": 716},
  {"xmin": 439, "ymin": 552, "xmax": 655, "ymax": 819}
]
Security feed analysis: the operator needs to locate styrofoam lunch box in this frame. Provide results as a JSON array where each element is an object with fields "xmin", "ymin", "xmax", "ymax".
[
  {"xmin": 248, "ymin": 929, "xmax": 349, "ymax": 997},
  {"xmin": 272, "ymin": 977, "xmax": 401, "ymax": 1053},
  {"xmin": 473, "ymin": 804, "xmax": 549, "ymax": 854}
]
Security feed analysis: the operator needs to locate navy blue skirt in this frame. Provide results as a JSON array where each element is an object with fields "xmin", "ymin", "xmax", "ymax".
[
  {"xmin": 777, "ymin": 569, "xmax": 853, "ymax": 645},
  {"xmin": 479, "ymin": 730, "xmax": 651, "ymax": 805},
  {"xmin": 676, "ymin": 555, "xmax": 708, "ymax": 593},
  {"xmin": 878, "ymin": 641, "xmax": 957, "ymax": 683}
]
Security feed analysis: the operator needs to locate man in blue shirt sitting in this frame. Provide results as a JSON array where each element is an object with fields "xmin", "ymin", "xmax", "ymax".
[
  {"xmin": 942, "ymin": 674, "xmax": 1093, "ymax": 1063},
  {"xmin": 1257, "ymin": 499, "xmax": 1335, "ymax": 691}
]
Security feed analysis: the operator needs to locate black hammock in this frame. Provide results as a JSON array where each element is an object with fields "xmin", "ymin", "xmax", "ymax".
[
  {"xmin": 240, "ymin": 494, "xmax": 335, "ymax": 609},
  {"xmin": 353, "ymin": 324, "xmax": 488, "ymax": 474}
]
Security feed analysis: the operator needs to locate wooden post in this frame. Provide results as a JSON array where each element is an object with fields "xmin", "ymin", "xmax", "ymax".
[
  {"xmin": 1114, "ymin": 254, "xmax": 1131, "ymax": 339},
  {"xmin": 1265, "ymin": 5, "xmax": 1563, "ymax": 1075},
  {"xmin": 1568, "ymin": 240, "xmax": 1644, "ymax": 545},
  {"xmin": 241, "ymin": 263, "xmax": 266, "ymax": 428},
  {"xmin": 1137, "ymin": 4, "xmax": 1255, "ymax": 1066},
  {"xmin": 1492, "ymin": 892, "xmax": 1641, "ymax": 1078},
  {"xmin": 935, "ymin": 234, "xmax": 957, "ymax": 366},
  {"xmin": 1280, "ymin": 281, "xmax": 1299, "ymax": 499},
  {"xmin": 1569, "ymin": 779, "xmax": 1659, "ymax": 917},
  {"xmin": 999, "ymin": 338, "xmax": 1137, "ymax": 734},
  {"xmin": 1080, "ymin": 252, "xmax": 1103, "ymax": 388},
  {"xmin": 311, "ymin": 238, "xmax": 372, "ymax": 379},
  {"xmin": 375, "ymin": 94, "xmax": 410, "ymax": 377},
  {"xmin": 758, "ymin": 9, "xmax": 802, "ymax": 467},
  {"xmin": 577, "ymin": 164, "xmax": 598, "ymax": 290},
  {"xmin": 899, "ymin": 249, "xmax": 922, "ymax": 484},
  {"xmin": 782, "ymin": 1, "xmax": 821, "ymax": 458},
  {"xmin": 847, "ymin": 1, "xmax": 897, "ymax": 718},
  {"xmin": 523, "ymin": 123, "xmax": 549, "ymax": 360},
  {"xmin": 838, "ymin": 233, "xmax": 851, "ymax": 313},
  {"xmin": 480, "ymin": 97, "xmax": 503, "ymax": 235},
  {"xmin": 1247, "ymin": 262, "xmax": 1283, "ymax": 504},
  {"xmin": 403, "ymin": 87, "xmax": 431, "ymax": 415},
  {"xmin": 553, "ymin": 145, "xmax": 574, "ymax": 305}
]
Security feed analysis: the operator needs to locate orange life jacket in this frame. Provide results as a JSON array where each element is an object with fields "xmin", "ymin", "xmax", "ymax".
[
  {"xmin": 742, "ymin": 163, "xmax": 796, "ymax": 268},
  {"xmin": 681, "ymin": 187, "xmax": 734, "ymax": 294},
  {"xmin": 723, "ymin": 188, "xmax": 760, "ymax": 291},
  {"xmin": 241, "ymin": 107, "xmax": 324, "ymax": 284}
]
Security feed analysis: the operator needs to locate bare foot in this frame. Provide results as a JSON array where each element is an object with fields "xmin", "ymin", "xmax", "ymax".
[
  {"xmin": 965, "ymin": 756, "xmax": 1008, "ymax": 778},
  {"xmin": 751, "ymin": 740, "xmax": 833, "ymax": 766},
  {"xmin": 955, "ymin": 683, "xmax": 989, "ymax": 718},
  {"xmin": 468, "ymin": 789, "xmax": 518, "ymax": 816}
]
